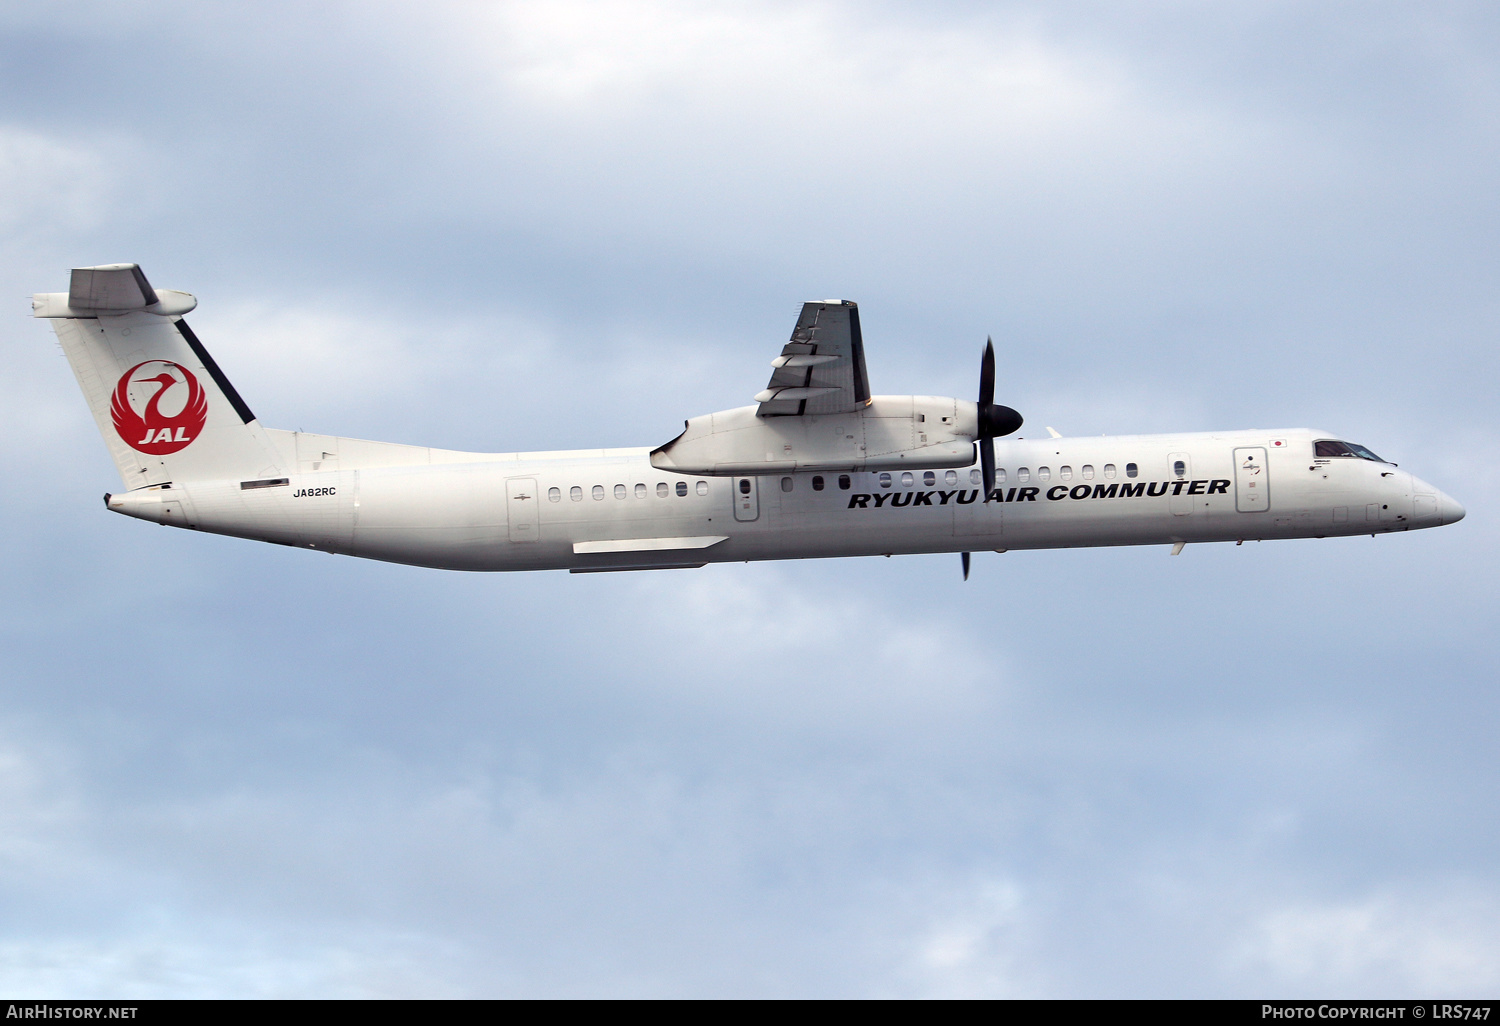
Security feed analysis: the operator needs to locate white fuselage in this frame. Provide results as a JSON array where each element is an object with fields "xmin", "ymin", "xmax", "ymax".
[{"xmin": 106, "ymin": 427, "xmax": 1463, "ymax": 572}]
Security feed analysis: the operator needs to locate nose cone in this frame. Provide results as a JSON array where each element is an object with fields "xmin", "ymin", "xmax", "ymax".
[
  {"xmin": 1411, "ymin": 476, "xmax": 1465, "ymax": 528},
  {"xmin": 1440, "ymin": 491, "xmax": 1466, "ymax": 525}
]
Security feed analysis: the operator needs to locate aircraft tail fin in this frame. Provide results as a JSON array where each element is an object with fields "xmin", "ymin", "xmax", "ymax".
[{"xmin": 34, "ymin": 264, "xmax": 288, "ymax": 488}]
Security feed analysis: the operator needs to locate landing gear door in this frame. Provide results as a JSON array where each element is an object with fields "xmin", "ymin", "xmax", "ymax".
[
  {"xmin": 506, "ymin": 477, "xmax": 540, "ymax": 542},
  {"xmin": 733, "ymin": 477, "xmax": 759, "ymax": 522},
  {"xmin": 1233, "ymin": 447, "xmax": 1269, "ymax": 512}
]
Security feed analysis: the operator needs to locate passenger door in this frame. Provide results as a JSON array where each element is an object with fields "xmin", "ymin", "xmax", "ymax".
[
  {"xmin": 733, "ymin": 476, "xmax": 759, "ymax": 522},
  {"xmin": 506, "ymin": 477, "xmax": 540, "ymax": 542},
  {"xmin": 1168, "ymin": 452, "xmax": 1193, "ymax": 516},
  {"xmin": 1233, "ymin": 447, "xmax": 1270, "ymax": 512}
]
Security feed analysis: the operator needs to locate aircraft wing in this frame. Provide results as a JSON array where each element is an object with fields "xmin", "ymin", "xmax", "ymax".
[{"xmin": 753, "ymin": 300, "xmax": 871, "ymax": 416}]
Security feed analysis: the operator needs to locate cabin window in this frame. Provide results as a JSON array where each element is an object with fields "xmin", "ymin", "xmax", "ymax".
[
  {"xmin": 1059, "ymin": 466, "xmax": 1072, "ymax": 481},
  {"xmin": 1018, "ymin": 468, "xmax": 1030, "ymax": 483},
  {"xmin": 838, "ymin": 474, "xmax": 851, "ymax": 490},
  {"xmin": 923, "ymin": 471, "xmax": 936, "ymax": 486},
  {"xmin": 996, "ymin": 468, "xmax": 1007, "ymax": 484},
  {"xmin": 593, "ymin": 485, "xmax": 605, "ymax": 500},
  {"xmin": 676, "ymin": 481, "xmax": 688, "ymax": 497},
  {"xmin": 1173, "ymin": 460, "xmax": 1186, "ymax": 478},
  {"xmin": 781, "ymin": 477, "xmax": 793, "ymax": 492},
  {"xmin": 697, "ymin": 480, "xmax": 708, "ymax": 495},
  {"xmin": 1125, "ymin": 463, "xmax": 1138, "ymax": 479},
  {"xmin": 1081, "ymin": 465, "xmax": 1094, "ymax": 480},
  {"xmin": 945, "ymin": 470, "xmax": 958, "ymax": 485},
  {"xmin": 614, "ymin": 484, "xmax": 627, "ymax": 499},
  {"xmin": 570, "ymin": 485, "xmax": 582, "ymax": 501},
  {"xmin": 971, "ymin": 469, "xmax": 982, "ymax": 485},
  {"xmin": 635, "ymin": 483, "xmax": 647, "ymax": 498},
  {"xmin": 1103, "ymin": 464, "xmax": 1116, "ymax": 480},
  {"xmin": 812, "ymin": 475, "xmax": 825, "ymax": 491},
  {"xmin": 1038, "ymin": 466, "xmax": 1051, "ymax": 482},
  {"xmin": 657, "ymin": 482, "xmax": 668, "ymax": 497},
  {"xmin": 547, "ymin": 486, "xmax": 560, "ymax": 502},
  {"xmin": 879, "ymin": 473, "xmax": 892, "ymax": 488},
  {"xmin": 901, "ymin": 472, "xmax": 914, "ymax": 487},
  {"xmin": 739, "ymin": 479, "xmax": 752, "ymax": 494}
]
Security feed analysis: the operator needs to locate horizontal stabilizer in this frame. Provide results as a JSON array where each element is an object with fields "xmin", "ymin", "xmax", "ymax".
[
  {"xmin": 33, "ymin": 263, "xmax": 197, "ymax": 318},
  {"xmin": 71, "ymin": 263, "xmax": 156, "ymax": 310}
]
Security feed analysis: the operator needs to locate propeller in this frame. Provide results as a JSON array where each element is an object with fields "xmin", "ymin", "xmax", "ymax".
[
  {"xmin": 963, "ymin": 338, "xmax": 1023, "ymax": 581},
  {"xmin": 976, "ymin": 336, "xmax": 1024, "ymax": 492}
]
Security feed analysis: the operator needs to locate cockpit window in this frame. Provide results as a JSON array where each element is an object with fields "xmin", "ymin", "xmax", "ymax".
[{"xmin": 1315, "ymin": 439, "xmax": 1388, "ymax": 463}]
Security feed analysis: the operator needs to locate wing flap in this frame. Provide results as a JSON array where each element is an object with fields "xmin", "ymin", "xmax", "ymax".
[{"xmin": 756, "ymin": 301, "xmax": 871, "ymax": 417}]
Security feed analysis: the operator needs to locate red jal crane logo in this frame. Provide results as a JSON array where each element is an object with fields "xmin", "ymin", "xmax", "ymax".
[{"xmin": 110, "ymin": 360, "xmax": 208, "ymax": 455}]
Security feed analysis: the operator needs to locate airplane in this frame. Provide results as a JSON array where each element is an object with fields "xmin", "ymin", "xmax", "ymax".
[{"xmin": 34, "ymin": 263, "xmax": 1465, "ymax": 577}]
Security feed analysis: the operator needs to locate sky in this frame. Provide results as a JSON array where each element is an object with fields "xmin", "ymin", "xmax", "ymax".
[{"xmin": 1, "ymin": 0, "xmax": 1496, "ymax": 997}]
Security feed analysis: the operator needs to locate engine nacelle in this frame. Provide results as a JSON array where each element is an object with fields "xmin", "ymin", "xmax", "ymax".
[{"xmin": 650, "ymin": 396, "xmax": 979, "ymax": 476}]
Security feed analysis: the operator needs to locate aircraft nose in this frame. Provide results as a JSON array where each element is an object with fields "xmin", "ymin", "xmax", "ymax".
[
  {"xmin": 1410, "ymin": 477, "xmax": 1464, "ymax": 527},
  {"xmin": 1440, "ymin": 491, "xmax": 1466, "ymax": 525}
]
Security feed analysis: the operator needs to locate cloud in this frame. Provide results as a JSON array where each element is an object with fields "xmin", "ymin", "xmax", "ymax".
[
  {"xmin": 0, "ymin": 0, "xmax": 1496, "ymax": 999},
  {"xmin": 615, "ymin": 563, "xmax": 1001, "ymax": 726},
  {"xmin": 0, "ymin": 731, "xmax": 85, "ymax": 884},
  {"xmin": 0, "ymin": 126, "xmax": 114, "ymax": 240},
  {"xmin": 906, "ymin": 876, "xmax": 1038, "ymax": 997},
  {"xmin": 0, "ymin": 930, "xmax": 473, "ymax": 1000},
  {"xmin": 442, "ymin": 0, "xmax": 1284, "ymax": 250},
  {"xmin": 1235, "ymin": 890, "xmax": 1500, "ymax": 994}
]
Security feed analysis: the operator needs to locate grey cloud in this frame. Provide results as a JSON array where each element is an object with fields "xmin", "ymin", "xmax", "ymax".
[{"xmin": 0, "ymin": 0, "xmax": 1495, "ymax": 997}]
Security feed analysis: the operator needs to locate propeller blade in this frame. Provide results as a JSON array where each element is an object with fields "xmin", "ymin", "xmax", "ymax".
[
  {"xmin": 979, "ymin": 336, "xmax": 995, "ymax": 409},
  {"xmin": 962, "ymin": 551, "xmax": 971, "ymax": 581},
  {"xmin": 975, "ymin": 334, "xmax": 1019, "ymax": 492}
]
